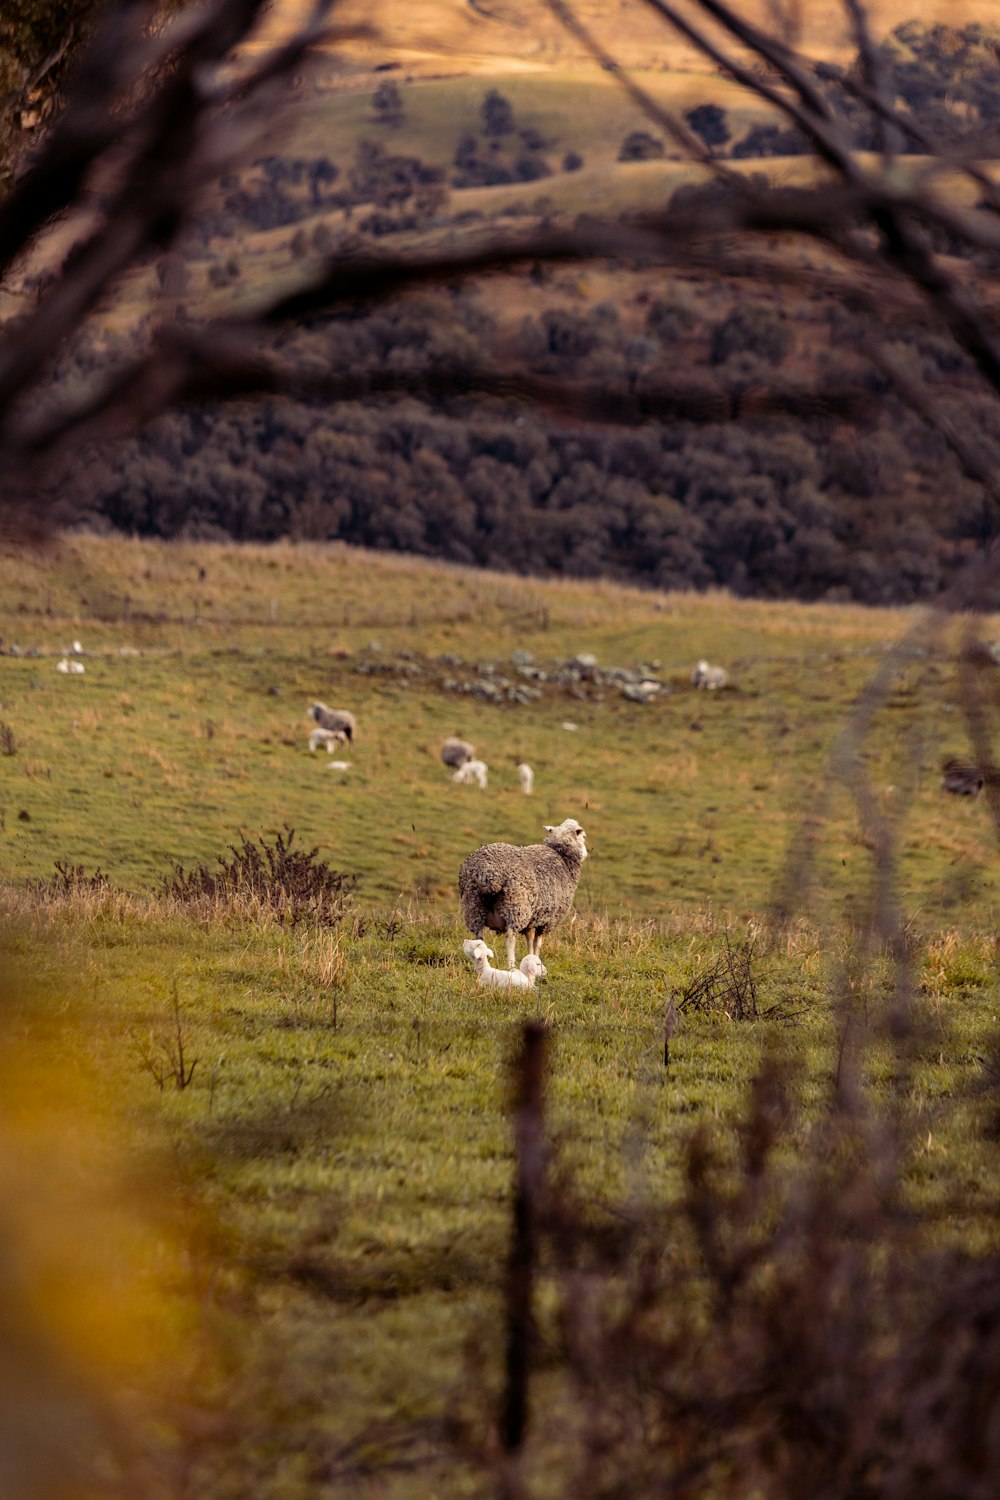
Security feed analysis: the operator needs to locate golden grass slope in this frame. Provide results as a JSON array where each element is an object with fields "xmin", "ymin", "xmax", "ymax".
[{"xmin": 263, "ymin": 0, "xmax": 1000, "ymax": 75}]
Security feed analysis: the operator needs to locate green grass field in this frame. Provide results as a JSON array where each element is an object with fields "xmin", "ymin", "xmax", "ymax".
[
  {"xmin": 1, "ymin": 535, "xmax": 996, "ymax": 919},
  {"xmin": 3, "ymin": 535, "xmax": 1000, "ymax": 1495}
]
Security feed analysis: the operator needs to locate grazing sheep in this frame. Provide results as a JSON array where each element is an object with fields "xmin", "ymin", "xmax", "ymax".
[
  {"xmin": 691, "ymin": 659, "xmax": 727, "ymax": 691},
  {"xmin": 941, "ymin": 758, "xmax": 985, "ymax": 797},
  {"xmin": 309, "ymin": 726, "xmax": 348, "ymax": 753},
  {"xmin": 308, "ymin": 703, "xmax": 356, "ymax": 744},
  {"xmin": 441, "ymin": 735, "xmax": 475, "ymax": 769},
  {"xmin": 518, "ymin": 762, "xmax": 534, "ymax": 795},
  {"xmin": 453, "ymin": 758, "xmax": 489, "ymax": 789},
  {"xmin": 56, "ymin": 658, "xmax": 85, "ymax": 675},
  {"xmin": 463, "ymin": 939, "xmax": 547, "ymax": 991},
  {"xmin": 458, "ymin": 817, "xmax": 588, "ymax": 970}
]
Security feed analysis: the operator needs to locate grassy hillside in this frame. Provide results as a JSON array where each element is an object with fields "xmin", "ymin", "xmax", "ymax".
[
  {"xmin": 1, "ymin": 534, "xmax": 997, "ymax": 923},
  {"xmin": 4, "ymin": 536, "xmax": 1000, "ymax": 1496}
]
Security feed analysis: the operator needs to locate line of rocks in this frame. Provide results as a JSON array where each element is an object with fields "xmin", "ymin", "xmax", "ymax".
[{"xmin": 352, "ymin": 647, "xmax": 673, "ymax": 705}]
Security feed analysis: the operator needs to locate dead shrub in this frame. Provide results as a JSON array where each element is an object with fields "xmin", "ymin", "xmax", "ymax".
[
  {"xmin": 30, "ymin": 860, "xmax": 112, "ymax": 896},
  {"xmin": 161, "ymin": 825, "xmax": 355, "ymax": 927},
  {"xmin": 676, "ymin": 932, "xmax": 792, "ymax": 1020}
]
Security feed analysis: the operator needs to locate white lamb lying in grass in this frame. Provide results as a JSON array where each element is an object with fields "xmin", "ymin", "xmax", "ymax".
[{"xmin": 463, "ymin": 938, "xmax": 546, "ymax": 990}]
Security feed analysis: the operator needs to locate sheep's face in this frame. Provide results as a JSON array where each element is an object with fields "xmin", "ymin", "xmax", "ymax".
[
  {"xmin": 544, "ymin": 819, "xmax": 588, "ymax": 861},
  {"xmin": 463, "ymin": 938, "xmax": 494, "ymax": 963},
  {"xmin": 521, "ymin": 955, "xmax": 547, "ymax": 981}
]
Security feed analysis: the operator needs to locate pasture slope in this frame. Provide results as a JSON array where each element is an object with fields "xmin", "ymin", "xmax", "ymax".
[{"xmin": 3, "ymin": 534, "xmax": 1000, "ymax": 1496}]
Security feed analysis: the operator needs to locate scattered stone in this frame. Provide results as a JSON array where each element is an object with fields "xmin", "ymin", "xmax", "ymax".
[{"xmin": 622, "ymin": 680, "xmax": 662, "ymax": 704}]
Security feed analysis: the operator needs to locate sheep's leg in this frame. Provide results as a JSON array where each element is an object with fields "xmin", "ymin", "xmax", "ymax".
[
  {"xmin": 505, "ymin": 929, "xmax": 517, "ymax": 970},
  {"xmin": 534, "ymin": 934, "xmax": 544, "ymax": 959}
]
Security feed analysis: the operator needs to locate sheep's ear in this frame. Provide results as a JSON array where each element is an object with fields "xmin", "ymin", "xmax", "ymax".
[{"xmin": 544, "ymin": 824, "xmax": 555, "ymax": 833}]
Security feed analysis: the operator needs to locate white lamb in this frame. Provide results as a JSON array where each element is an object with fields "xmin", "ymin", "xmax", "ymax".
[
  {"xmin": 56, "ymin": 658, "xmax": 85, "ymax": 674},
  {"xmin": 453, "ymin": 758, "xmax": 488, "ymax": 789},
  {"xmin": 309, "ymin": 726, "xmax": 348, "ymax": 753},
  {"xmin": 691, "ymin": 659, "xmax": 727, "ymax": 690},
  {"xmin": 517, "ymin": 763, "xmax": 534, "ymax": 795},
  {"xmin": 463, "ymin": 939, "xmax": 547, "ymax": 990}
]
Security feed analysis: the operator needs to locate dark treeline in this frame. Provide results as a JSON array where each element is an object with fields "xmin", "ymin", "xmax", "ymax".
[{"xmin": 74, "ymin": 276, "xmax": 999, "ymax": 604}]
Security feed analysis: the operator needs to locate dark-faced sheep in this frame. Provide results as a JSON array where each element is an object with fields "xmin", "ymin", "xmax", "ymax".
[
  {"xmin": 941, "ymin": 758, "xmax": 985, "ymax": 797},
  {"xmin": 441, "ymin": 735, "xmax": 475, "ymax": 769},
  {"xmin": 308, "ymin": 703, "xmax": 356, "ymax": 744},
  {"xmin": 458, "ymin": 817, "xmax": 588, "ymax": 970}
]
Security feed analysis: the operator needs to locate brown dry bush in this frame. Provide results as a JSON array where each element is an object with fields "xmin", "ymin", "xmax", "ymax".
[
  {"xmin": 161, "ymin": 825, "xmax": 355, "ymax": 927},
  {"xmin": 29, "ymin": 859, "xmax": 112, "ymax": 896}
]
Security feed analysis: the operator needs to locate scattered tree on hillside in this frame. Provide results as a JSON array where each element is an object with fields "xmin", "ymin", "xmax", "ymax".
[
  {"xmin": 710, "ymin": 303, "xmax": 794, "ymax": 367},
  {"xmin": 373, "ymin": 79, "xmax": 403, "ymax": 125},
  {"xmin": 513, "ymin": 152, "xmax": 552, "ymax": 183},
  {"xmin": 683, "ymin": 102, "xmax": 731, "ymax": 154},
  {"xmin": 308, "ymin": 157, "xmax": 339, "ymax": 204},
  {"xmin": 481, "ymin": 88, "xmax": 515, "ymax": 136},
  {"xmin": 348, "ymin": 139, "xmax": 447, "ymax": 226},
  {"xmin": 617, "ymin": 129, "xmax": 665, "ymax": 161},
  {"xmin": 731, "ymin": 122, "xmax": 810, "ymax": 157}
]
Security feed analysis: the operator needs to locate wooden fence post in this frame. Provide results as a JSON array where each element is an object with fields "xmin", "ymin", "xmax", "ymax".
[{"xmin": 501, "ymin": 1020, "xmax": 549, "ymax": 1458}]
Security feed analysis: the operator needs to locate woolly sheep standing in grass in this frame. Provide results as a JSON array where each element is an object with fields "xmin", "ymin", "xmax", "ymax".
[
  {"xmin": 517, "ymin": 763, "xmax": 534, "ymax": 795},
  {"xmin": 308, "ymin": 703, "xmax": 356, "ymax": 744},
  {"xmin": 440, "ymin": 735, "xmax": 475, "ymax": 769},
  {"xmin": 458, "ymin": 817, "xmax": 588, "ymax": 970}
]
